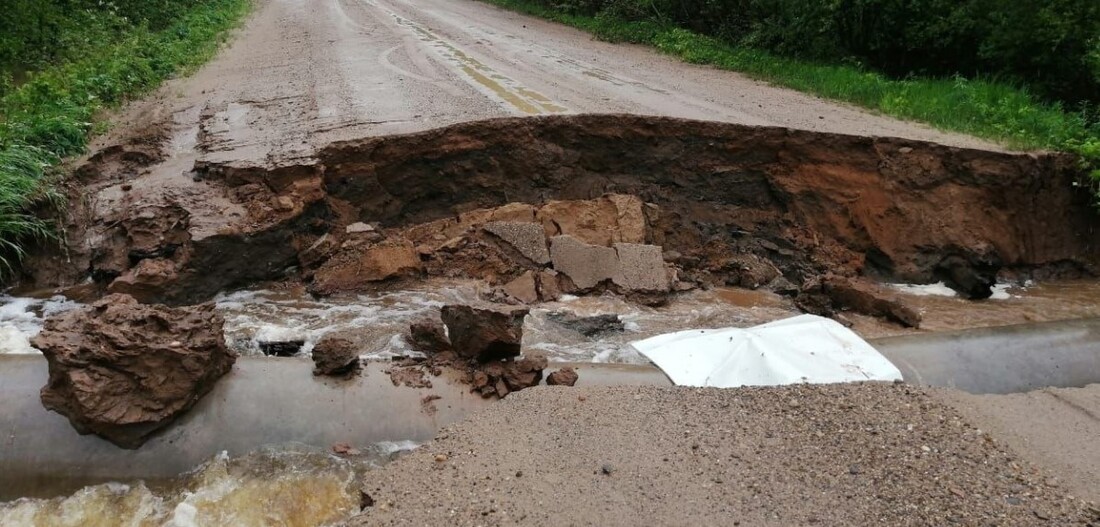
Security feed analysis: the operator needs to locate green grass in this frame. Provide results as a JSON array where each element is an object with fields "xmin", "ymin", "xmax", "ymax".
[
  {"xmin": 0, "ymin": 0, "xmax": 252, "ymax": 273},
  {"xmin": 479, "ymin": 0, "xmax": 1100, "ymax": 184}
]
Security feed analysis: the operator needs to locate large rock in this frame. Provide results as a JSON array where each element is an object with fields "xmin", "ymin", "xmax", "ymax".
[
  {"xmin": 547, "ymin": 367, "xmax": 579, "ymax": 386},
  {"xmin": 311, "ymin": 238, "xmax": 422, "ymax": 294},
  {"xmin": 935, "ymin": 255, "xmax": 998, "ymax": 300},
  {"xmin": 406, "ymin": 318, "xmax": 451, "ymax": 353},
  {"xmin": 502, "ymin": 271, "xmax": 539, "ymax": 304},
  {"xmin": 470, "ymin": 354, "xmax": 548, "ymax": 398},
  {"xmin": 537, "ymin": 194, "xmax": 646, "ymax": 246},
  {"xmin": 822, "ymin": 277, "xmax": 922, "ymax": 328},
  {"xmin": 106, "ymin": 258, "xmax": 179, "ymax": 303},
  {"xmin": 440, "ymin": 305, "xmax": 528, "ymax": 362},
  {"xmin": 31, "ymin": 294, "xmax": 235, "ymax": 449}
]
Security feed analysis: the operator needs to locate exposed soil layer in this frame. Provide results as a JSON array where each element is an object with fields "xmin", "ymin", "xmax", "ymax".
[
  {"xmin": 17, "ymin": 115, "xmax": 1099, "ymax": 311},
  {"xmin": 351, "ymin": 383, "xmax": 1098, "ymax": 526}
]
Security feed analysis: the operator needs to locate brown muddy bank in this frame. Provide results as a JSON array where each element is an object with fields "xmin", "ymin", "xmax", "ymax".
[{"xmin": 17, "ymin": 115, "xmax": 1099, "ymax": 311}]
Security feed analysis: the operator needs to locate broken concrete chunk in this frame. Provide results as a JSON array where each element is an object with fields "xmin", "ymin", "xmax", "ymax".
[
  {"xmin": 549, "ymin": 235, "xmax": 618, "ymax": 290},
  {"xmin": 345, "ymin": 222, "xmax": 375, "ymax": 234},
  {"xmin": 612, "ymin": 243, "xmax": 670, "ymax": 293},
  {"xmin": 311, "ymin": 336, "xmax": 361, "ymax": 376},
  {"xmin": 503, "ymin": 271, "xmax": 540, "ymax": 304},
  {"xmin": 31, "ymin": 294, "xmax": 235, "ymax": 449},
  {"xmin": 547, "ymin": 367, "xmax": 579, "ymax": 386},
  {"xmin": 441, "ymin": 305, "xmax": 529, "ymax": 362},
  {"xmin": 483, "ymin": 221, "xmax": 551, "ymax": 265}
]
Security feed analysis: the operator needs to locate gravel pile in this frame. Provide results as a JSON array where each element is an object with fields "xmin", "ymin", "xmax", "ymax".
[{"xmin": 350, "ymin": 383, "xmax": 1095, "ymax": 526}]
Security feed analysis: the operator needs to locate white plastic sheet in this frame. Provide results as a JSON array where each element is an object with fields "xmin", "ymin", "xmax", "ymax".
[{"xmin": 631, "ymin": 314, "xmax": 903, "ymax": 388}]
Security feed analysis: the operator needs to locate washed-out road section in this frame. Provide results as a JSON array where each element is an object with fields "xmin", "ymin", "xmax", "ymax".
[{"xmin": 91, "ymin": 0, "xmax": 998, "ymax": 172}]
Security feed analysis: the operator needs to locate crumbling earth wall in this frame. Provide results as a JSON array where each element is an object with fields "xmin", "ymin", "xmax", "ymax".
[{"xmin": 18, "ymin": 115, "xmax": 1100, "ymax": 304}]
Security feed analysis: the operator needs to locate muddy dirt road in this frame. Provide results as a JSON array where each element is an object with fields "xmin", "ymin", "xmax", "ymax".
[{"xmin": 97, "ymin": 0, "xmax": 997, "ymax": 171}]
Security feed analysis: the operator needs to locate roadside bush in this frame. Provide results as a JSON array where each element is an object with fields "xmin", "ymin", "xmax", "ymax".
[{"xmin": 537, "ymin": 0, "xmax": 1100, "ymax": 107}]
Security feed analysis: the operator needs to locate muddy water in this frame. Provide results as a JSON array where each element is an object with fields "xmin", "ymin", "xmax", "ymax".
[
  {"xmin": 5, "ymin": 279, "xmax": 1100, "ymax": 360},
  {"xmin": 0, "ymin": 444, "xmax": 418, "ymax": 526},
  {"xmin": 3, "ymin": 279, "xmax": 1100, "ymax": 523},
  {"xmin": 213, "ymin": 279, "xmax": 800, "ymax": 363},
  {"xmin": 850, "ymin": 279, "xmax": 1100, "ymax": 338}
]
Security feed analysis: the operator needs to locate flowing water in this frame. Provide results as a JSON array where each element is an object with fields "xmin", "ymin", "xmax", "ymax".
[
  {"xmin": 4, "ymin": 278, "xmax": 1100, "ymax": 524},
  {"xmin": 6, "ymin": 279, "xmax": 1100, "ymax": 359},
  {"xmin": 0, "ymin": 443, "xmax": 419, "ymax": 527}
]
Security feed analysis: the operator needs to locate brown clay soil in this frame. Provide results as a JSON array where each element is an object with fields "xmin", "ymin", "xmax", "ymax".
[
  {"xmin": 22, "ymin": 0, "xmax": 1100, "ymax": 309},
  {"xmin": 349, "ymin": 383, "xmax": 1099, "ymax": 526}
]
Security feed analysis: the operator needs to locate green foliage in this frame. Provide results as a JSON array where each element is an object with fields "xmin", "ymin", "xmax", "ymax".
[
  {"xmin": 526, "ymin": 0, "xmax": 1100, "ymax": 107},
  {"xmin": 0, "ymin": 0, "xmax": 251, "ymax": 273},
  {"xmin": 483, "ymin": 0, "xmax": 1100, "ymax": 197}
]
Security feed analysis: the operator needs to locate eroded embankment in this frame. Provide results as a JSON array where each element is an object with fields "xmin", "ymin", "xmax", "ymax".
[{"xmin": 18, "ymin": 115, "xmax": 1100, "ymax": 311}]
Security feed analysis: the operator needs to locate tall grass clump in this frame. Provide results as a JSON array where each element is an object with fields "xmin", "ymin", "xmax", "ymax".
[{"xmin": 0, "ymin": 0, "xmax": 252, "ymax": 273}]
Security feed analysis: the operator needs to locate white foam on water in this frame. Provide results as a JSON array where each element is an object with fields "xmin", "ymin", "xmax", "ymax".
[
  {"xmin": 889, "ymin": 282, "xmax": 959, "ymax": 297},
  {"xmin": 0, "ymin": 446, "xmax": 385, "ymax": 527},
  {"xmin": 890, "ymin": 282, "xmax": 1020, "ymax": 300},
  {"xmin": 989, "ymin": 283, "xmax": 1015, "ymax": 300},
  {"xmin": 0, "ymin": 295, "xmax": 81, "ymax": 354}
]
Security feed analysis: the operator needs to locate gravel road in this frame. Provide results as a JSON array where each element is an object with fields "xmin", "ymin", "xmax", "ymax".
[
  {"xmin": 350, "ymin": 383, "xmax": 1095, "ymax": 526},
  {"xmin": 94, "ymin": 0, "xmax": 999, "ymax": 174}
]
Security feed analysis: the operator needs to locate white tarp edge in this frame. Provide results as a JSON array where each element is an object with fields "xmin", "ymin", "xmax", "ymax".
[{"xmin": 630, "ymin": 314, "xmax": 903, "ymax": 388}]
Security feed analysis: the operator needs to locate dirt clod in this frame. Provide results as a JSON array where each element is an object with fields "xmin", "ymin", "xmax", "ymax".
[
  {"xmin": 311, "ymin": 336, "xmax": 361, "ymax": 377},
  {"xmin": 31, "ymin": 294, "xmax": 235, "ymax": 449},
  {"xmin": 547, "ymin": 367, "xmax": 580, "ymax": 387}
]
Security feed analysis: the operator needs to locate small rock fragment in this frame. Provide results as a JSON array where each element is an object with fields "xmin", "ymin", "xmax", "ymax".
[
  {"xmin": 547, "ymin": 367, "xmax": 579, "ymax": 386},
  {"xmin": 259, "ymin": 340, "xmax": 305, "ymax": 357},
  {"xmin": 311, "ymin": 336, "xmax": 361, "ymax": 376}
]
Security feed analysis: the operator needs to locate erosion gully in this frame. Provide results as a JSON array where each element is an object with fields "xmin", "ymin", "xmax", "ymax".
[{"xmin": 3, "ymin": 115, "xmax": 1100, "ymax": 524}]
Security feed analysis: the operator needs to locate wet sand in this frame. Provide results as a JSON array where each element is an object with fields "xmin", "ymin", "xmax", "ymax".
[{"xmin": 350, "ymin": 383, "xmax": 1096, "ymax": 526}]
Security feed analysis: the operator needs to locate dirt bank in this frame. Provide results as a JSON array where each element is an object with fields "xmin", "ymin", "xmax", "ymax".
[
  {"xmin": 350, "ymin": 383, "xmax": 1096, "ymax": 526},
  {"xmin": 20, "ymin": 116, "xmax": 1098, "ymax": 315}
]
